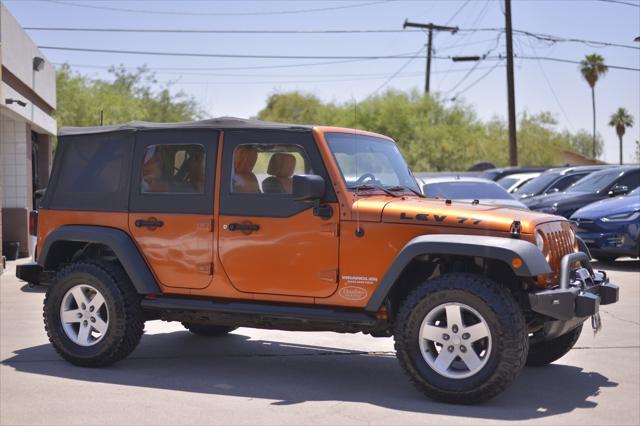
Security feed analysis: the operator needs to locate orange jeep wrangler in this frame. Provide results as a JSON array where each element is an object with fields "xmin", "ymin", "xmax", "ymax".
[{"xmin": 17, "ymin": 118, "xmax": 619, "ymax": 404}]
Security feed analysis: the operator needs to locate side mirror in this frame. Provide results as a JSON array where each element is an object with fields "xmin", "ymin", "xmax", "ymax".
[
  {"xmin": 292, "ymin": 175, "xmax": 325, "ymax": 201},
  {"xmin": 608, "ymin": 185, "xmax": 629, "ymax": 197}
]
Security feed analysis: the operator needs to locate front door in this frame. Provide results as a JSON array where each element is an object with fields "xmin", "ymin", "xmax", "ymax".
[
  {"xmin": 128, "ymin": 130, "xmax": 218, "ymax": 289},
  {"xmin": 218, "ymin": 130, "xmax": 340, "ymax": 298}
]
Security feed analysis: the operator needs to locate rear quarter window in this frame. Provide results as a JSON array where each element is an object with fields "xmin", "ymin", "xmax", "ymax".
[{"xmin": 43, "ymin": 131, "xmax": 134, "ymax": 211}]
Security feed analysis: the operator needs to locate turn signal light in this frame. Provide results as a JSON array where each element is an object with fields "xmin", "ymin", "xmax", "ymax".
[{"xmin": 29, "ymin": 211, "xmax": 38, "ymax": 236}]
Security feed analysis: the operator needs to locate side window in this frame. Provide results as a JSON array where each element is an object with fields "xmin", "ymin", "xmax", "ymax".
[
  {"xmin": 552, "ymin": 174, "xmax": 585, "ymax": 192},
  {"xmin": 141, "ymin": 144, "xmax": 205, "ymax": 194},
  {"xmin": 616, "ymin": 172, "xmax": 640, "ymax": 191},
  {"xmin": 231, "ymin": 144, "xmax": 311, "ymax": 195}
]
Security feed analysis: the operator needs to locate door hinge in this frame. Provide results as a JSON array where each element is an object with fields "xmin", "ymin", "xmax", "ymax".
[
  {"xmin": 319, "ymin": 269, "xmax": 339, "ymax": 283},
  {"xmin": 320, "ymin": 223, "xmax": 339, "ymax": 237},
  {"xmin": 197, "ymin": 263, "xmax": 214, "ymax": 275}
]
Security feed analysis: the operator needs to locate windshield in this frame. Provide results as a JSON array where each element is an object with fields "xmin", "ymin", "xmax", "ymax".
[
  {"xmin": 497, "ymin": 177, "xmax": 518, "ymax": 189},
  {"xmin": 423, "ymin": 181, "xmax": 513, "ymax": 200},
  {"xmin": 325, "ymin": 132, "xmax": 420, "ymax": 193},
  {"xmin": 515, "ymin": 172, "xmax": 560, "ymax": 195},
  {"xmin": 567, "ymin": 169, "xmax": 620, "ymax": 193}
]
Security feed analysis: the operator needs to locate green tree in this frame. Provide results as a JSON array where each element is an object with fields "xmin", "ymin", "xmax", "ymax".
[
  {"xmin": 55, "ymin": 64, "xmax": 203, "ymax": 129},
  {"xmin": 258, "ymin": 90, "xmax": 574, "ymax": 171},
  {"xmin": 608, "ymin": 108, "xmax": 634, "ymax": 165},
  {"xmin": 563, "ymin": 129, "xmax": 604, "ymax": 158},
  {"xmin": 579, "ymin": 54, "xmax": 608, "ymax": 158}
]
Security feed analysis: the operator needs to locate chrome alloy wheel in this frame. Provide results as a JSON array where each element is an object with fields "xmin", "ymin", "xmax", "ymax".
[
  {"xmin": 60, "ymin": 284, "xmax": 109, "ymax": 347},
  {"xmin": 419, "ymin": 302, "xmax": 492, "ymax": 379}
]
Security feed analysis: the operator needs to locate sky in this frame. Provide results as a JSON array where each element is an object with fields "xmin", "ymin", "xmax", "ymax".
[{"xmin": 4, "ymin": 0, "xmax": 640, "ymax": 164}]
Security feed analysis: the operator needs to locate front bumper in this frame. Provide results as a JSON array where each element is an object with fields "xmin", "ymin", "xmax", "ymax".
[{"xmin": 528, "ymin": 252, "xmax": 619, "ymax": 321}]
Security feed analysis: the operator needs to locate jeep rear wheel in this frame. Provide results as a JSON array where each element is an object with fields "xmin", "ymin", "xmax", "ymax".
[
  {"xmin": 182, "ymin": 322, "xmax": 237, "ymax": 336},
  {"xmin": 394, "ymin": 273, "xmax": 528, "ymax": 404},
  {"xmin": 43, "ymin": 261, "xmax": 144, "ymax": 367},
  {"xmin": 526, "ymin": 324, "xmax": 582, "ymax": 367}
]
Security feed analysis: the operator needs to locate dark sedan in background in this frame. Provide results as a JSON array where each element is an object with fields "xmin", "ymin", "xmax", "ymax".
[
  {"xmin": 515, "ymin": 165, "xmax": 608, "ymax": 200},
  {"xmin": 421, "ymin": 177, "xmax": 529, "ymax": 209},
  {"xmin": 524, "ymin": 166, "xmax": 640, "ymax": 218},
  {"xmin": 571, "ymin": 187, "xmax": 640, "ymax": 261}
]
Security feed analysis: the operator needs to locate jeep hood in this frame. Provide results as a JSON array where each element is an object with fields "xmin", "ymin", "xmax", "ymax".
[{"xmin": 352, "ymin": 196, "xmax": 561, "ymax": 234}]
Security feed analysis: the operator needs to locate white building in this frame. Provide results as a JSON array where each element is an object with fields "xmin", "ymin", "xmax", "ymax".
[{"xmin": 0, "ymin": 3, "xmax": 56, "ymax": 268}]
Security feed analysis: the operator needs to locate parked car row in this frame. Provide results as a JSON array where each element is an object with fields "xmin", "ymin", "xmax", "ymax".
[{"xmin": 417, "ymin": 165, "xmax": 640, "ymax": 261}]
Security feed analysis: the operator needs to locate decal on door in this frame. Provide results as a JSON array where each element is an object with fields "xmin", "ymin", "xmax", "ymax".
[
  {"xmin": 341, "ymin": 275, "xmax": 378, "ymax": 285},
  {"xmin": 339, "ymin": 286, "xmax": 368, "ymax": 301}
]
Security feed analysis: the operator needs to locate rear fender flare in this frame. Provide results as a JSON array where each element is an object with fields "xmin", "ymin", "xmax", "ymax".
[
  {"xmin": 39, "ymin": 225, "xmax": 160, "ymax": 295},
  {"xmin": 365, "ymin": 234, "xmax": 551, "ymax": 312}
]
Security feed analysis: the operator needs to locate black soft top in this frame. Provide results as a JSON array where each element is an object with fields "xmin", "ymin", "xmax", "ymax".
[{"xmin": 59, "ymin": 116, "xmax": 312, "ymax": 136}]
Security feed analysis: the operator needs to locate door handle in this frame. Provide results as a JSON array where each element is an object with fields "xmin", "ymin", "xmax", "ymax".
[
  {"xmin": 226, "ymin": 223, "xmax": 259, "ymax": 232},
  {"xmin": 135, "ymin": 219, "xmax": 164, "ymax": 228}
]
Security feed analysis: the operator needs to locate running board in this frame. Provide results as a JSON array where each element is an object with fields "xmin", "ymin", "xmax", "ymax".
[{"xmin": 141, "ymin": 296, "xmax": 382, "ymax": 333}]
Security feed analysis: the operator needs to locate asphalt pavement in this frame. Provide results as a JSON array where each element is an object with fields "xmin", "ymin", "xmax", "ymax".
[{"xmin": 1, "ymin": 258, "xmax": 638, "ymax": 425}]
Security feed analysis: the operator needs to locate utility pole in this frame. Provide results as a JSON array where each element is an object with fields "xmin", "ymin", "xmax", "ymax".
[
  {"xmin": 504, "ymin": 0, "xmax": 518, "ymax": 166},
  {"xmin": 403, "ymin": 20, "xmax": 458, "ymax": 94}
]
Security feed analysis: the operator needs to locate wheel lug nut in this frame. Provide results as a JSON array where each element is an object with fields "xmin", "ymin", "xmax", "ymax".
[
  {"xmin": 447, "ymin": 345, "xmax": 454, "ymax": 353},
  {"xmin": 442, "ymin": 334, "xmax": 450, "ymax": 341},
  {"xmin": 89, "ymin": 306, "xmax": 95, "ymax": 312},
  {"xmin": 76, "ymin": 313, "xmax": 82, "ymax": 318},
  {"xmin": 462, "ymin": 333, "xmax": 470, "ymax": 340},
  {"xmin": 81, "ymin": 303, "xmax": 86, "ymax": 310},
  {"xmin": 460, "ymin": 345, "xmax": 467, "ymax": 353},
  {"xmin": 90, "ymin": 317, "xmax": 96, "ymax": 323},
  {"xmin": 83, "ymin": 320, "xmax": 88, "ymax": 326},
  {"xmin": 452, "ymin": 325, "xmax": 459, "ymax": 333}
]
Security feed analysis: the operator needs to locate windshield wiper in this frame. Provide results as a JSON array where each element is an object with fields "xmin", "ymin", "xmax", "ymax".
[
  {"xmin": 386, "ymin": 185, "xmax": 425, "ymax": 198},
  {"xmin": 348, "ymin": 184, "xmax": 400, "ymax": 197}
]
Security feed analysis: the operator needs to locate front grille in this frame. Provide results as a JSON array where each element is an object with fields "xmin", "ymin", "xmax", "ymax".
[
  {"xmin": 537, "ymin": 221, "xmax": 576, "ymax": 273},
  {"xmin": 572, "ymin": 218, "xmax": 597, "ymax": 232}
]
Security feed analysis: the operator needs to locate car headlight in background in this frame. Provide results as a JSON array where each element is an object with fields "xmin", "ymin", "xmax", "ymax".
[
  {"xmin": 601, "ymin": 211, "xmax": 640, "ymax": 222},
  {"xmin": 535, "ymin": 231, "xmax": 545, "ymax": 252}
]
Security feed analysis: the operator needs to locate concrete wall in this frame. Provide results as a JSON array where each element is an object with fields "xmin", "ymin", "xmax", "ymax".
[
  {"xmin": 0, "ymin": 2, "xmax": 56, "ymax": 108},
  {"xmin": 0, "ymin": 2, "xmax": 56, "ymax": 136}
]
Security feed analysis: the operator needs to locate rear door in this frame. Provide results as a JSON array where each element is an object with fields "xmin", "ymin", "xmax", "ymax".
[{"xmin": 128, "ymin": 130, "xmax": 218, "ymax": 289}]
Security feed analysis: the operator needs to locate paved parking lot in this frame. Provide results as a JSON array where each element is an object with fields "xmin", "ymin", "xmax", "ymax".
[{"xmin": 1, "ymin": 259, "xmax": 638, "ymax": 425}]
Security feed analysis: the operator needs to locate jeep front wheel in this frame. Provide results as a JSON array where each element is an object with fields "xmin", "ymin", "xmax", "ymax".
[
  {"xmin": 43, "ymin": 261, "xmax": 144, "ymax": 367},
  {"xmin": 394, "ymin": 273, "xmax": 528, "ymax": 404}
]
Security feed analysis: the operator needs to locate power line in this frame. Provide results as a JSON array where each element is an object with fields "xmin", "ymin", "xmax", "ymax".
[
  {"xmin": 513, "ymin": 55, "xmax": 640, "ymax": 71},
  {"xmin": 520, "ymin": 35, "xmax": 575, "ymax": 131},
  {"xmin": 37, "ymin": 45, "xmax": 450, "ymax": 60},
  {"xmin": 450, "ymin": 59, "xmax": 503, "ymax": 101},
  {"xmin": 366, "ymin": 45, "xmax": 427, "ymax": 99},
  {"xmin": 44, "ymin": 0, "xmax": 394, "ymax": 16},
  {"xmin": 24, "ymin": 25, "xmax": 639, "ymax": 50},
  {"xmin": 24, "ymin": 27, "xmax": 422, "ymax": 34},
  {"xmin": 55, "ymin": 62, "xmax": 503, "ymax": 77}
]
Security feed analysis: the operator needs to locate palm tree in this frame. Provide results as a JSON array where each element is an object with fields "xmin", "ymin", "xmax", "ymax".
[
  {"xmin": 608, "ymin": 108, "xmax": 634, "ymax": 165},
  {"xmin": 579, "ymin": 54, "xmax": 609, "ymax": 158}
]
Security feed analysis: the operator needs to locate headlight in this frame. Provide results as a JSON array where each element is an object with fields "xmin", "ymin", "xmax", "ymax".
[
  {"xmin": 601, "ymin": 211, "xmax": 640, "ymax": 222},
  {"xmin": 535, "ymin": 231, "xmax": 545, "ymax": 252}
]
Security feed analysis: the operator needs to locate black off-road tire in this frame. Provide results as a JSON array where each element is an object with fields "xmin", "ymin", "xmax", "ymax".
[
  {"xmin": 43, "ymin": 260, "xmax": 145, "ymax": 367},
  {"xmin": 526, "ymin": 324, "xmax": 583, "ymax": 367},
  {"xmin": 394, "ymin": 272, "xmax": 528, "ymax": 404},
  {"xmin": 182, "ymin": 322, "xmax": 237, "ymax": 336}
]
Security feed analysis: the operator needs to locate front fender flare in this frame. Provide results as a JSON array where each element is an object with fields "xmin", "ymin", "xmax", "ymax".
[
  {"xmin": 365, "ymin": 234, "xmax": 551, "ymax": 312},
  {"xmin": 39, "ymin": 225, "xmax": 160, "ymax": 295}
]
